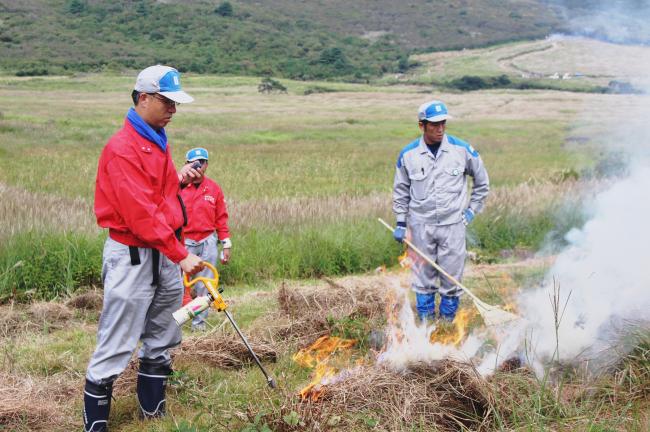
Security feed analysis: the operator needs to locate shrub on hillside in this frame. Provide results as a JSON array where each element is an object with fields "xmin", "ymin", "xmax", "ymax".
[
  {"xmin": 302, "ymin": 85, "xmax": 337, "ymax": 95},
  {"xmin": 15, "ymin": 68, "xmax": 49, "ymax": 77},
  {"xmin": 448, "ymin": 74, "xmax": 511, "ymax": 91},
  {"xmin": 215, "ymin": 1, "xmax": 234, "ymax": 17},
  {"xmin": 66, "ymin": 0, "xmax": 86, "ymax": 14},
  {"xmin": 258, "ymin": 77, "xmax": 287, "ymax": 94}
]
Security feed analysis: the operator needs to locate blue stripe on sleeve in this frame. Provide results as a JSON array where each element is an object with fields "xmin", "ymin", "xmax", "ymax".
[
  {"xmin": 447, "ymin": 135, "xmax": 479, "ymax": 157},
  {"xmin": 396, "ymin": 138, "xmax": 420, "ymax": 168}
]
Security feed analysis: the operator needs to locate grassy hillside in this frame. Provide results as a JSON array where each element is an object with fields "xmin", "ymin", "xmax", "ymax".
[
  {"xmin": 236, "ymin": 0, "xmax": 562, "ymax": 50},
  {"xmin": 0, "ymin": 0, "xmax": 562, "ymax": 78},
  {"xmin": 389, "ymin": 35, "xmax": 650, "ymax": 91}
]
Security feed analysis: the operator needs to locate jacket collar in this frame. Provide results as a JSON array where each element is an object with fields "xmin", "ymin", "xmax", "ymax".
[
  {"xmin": 418, "ymin": 135, "xmax": 450, "ymax": 155},
  {"xmin": 125, "ymin": 108, "xmax": 168, "ymax": 151}
]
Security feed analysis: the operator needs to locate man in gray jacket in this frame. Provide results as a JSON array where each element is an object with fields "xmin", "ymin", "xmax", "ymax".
[{"xmin": 392, "ymin": 100, "xmax": 489, "ymax": 322}]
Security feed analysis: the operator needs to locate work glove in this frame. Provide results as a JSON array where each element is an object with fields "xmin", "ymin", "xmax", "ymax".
[
  {"xmin": 462, "ymin": 208, "xmax": 475, "ymax": 226},
  {"xmin": 393, "ymin": 223, "xmax": 407, "ymax": 243}
]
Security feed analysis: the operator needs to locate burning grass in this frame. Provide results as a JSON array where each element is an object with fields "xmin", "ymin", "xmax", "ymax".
[
  {"xmin": 0, "ymin": 270, "xmax": 647, "ymax": 431},
  {"xmin": 293, "ymin": 335, "xmax": 358, "ymax": 401},
  {"xmin": 259, "ymin": 361, "xmax": 497, "ymax": 431},
  {"xmin": 262, "ymin": 274, "xmax": 650, "ymax": 431}
]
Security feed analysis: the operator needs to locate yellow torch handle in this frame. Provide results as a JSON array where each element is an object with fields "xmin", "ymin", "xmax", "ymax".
[{"xmin": 182, "ymin": 261, "xmax": 227, "ymax": 312}]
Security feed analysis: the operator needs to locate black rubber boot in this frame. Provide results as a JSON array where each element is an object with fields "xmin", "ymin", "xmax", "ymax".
[
  {"xmin": 137, "ymin": 360, "xmax": 172, "ymax": 419},
  {"xmin": 83, "ymin": 379, "xmax": 113, "ymax": 432}
]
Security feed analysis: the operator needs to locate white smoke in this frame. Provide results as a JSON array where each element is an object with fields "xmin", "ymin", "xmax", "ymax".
[
  {"xmin": 557, "ymin": 1, "xmax": 650, "ymax": 45},
  {"xmin": 377, "ymin": 281, "xmax": 485, "ymax": 368},
  {"xmin": 517, "ymin": 163, "xmax": 650, "ymax": 375},
  {"xmin": 514, "ymin": 2, "xmax": 650, "ymax": 375},
  {"xmin": 377, "ymin": 280, "xmax": 528, "ymax": 376}
]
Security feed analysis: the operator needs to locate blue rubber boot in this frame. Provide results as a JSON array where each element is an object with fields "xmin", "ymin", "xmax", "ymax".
[
  {"xmin": 83, "ymin": 379, "xmax": 113, "ymax": 432},
  {"xmin": 415, "ymin": 292, "xmax": 436, "ymax": 322},
  {"xmin": 439, "ymin": 295, "xmax": 460, "ymax": 321},
  {"xmin": 137, "ymin": 360, "xmax": 172, "ymax": 419}
]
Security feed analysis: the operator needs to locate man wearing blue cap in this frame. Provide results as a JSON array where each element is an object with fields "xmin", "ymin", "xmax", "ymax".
[
  {"xmin": 392, "ymin": 100, "xmax": 489, "ymax": 323},
  {"xmin": 84, "ymin": 65, "xmax": 204, "ymax": 431},
  {"xmin": 180, "ymin": 147, "xmax": 232, "ymax": 331}
]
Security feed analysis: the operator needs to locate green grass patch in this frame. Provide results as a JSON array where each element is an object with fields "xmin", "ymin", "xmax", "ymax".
[
  {"xmin": 0, "ymin": 220, "xmax": 402, "ymax": 300},
  {"xmin": 0, "ymin": 231, "xmax": 104, "ymax": 301},
  {"xmin": 0, "ymin": 202, "xmax": 586, "ymax": 301}
]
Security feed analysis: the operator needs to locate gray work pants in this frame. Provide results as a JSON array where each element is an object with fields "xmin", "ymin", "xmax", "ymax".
[
  {"xmin": 86, "ymin": 237, "xmax": 183, "ymax": 385},
  {"xmin": 408, "ymin": 221, "xmax": 466, "ymax": 297},
  {"xmin": 184, "ymin": 233, "xmax": 219, "ymax": 326}
]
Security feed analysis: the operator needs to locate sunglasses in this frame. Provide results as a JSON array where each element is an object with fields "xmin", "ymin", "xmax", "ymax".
[{"xmin": 148, "ymin": 93, "xmax": 178, "ymax": 108}]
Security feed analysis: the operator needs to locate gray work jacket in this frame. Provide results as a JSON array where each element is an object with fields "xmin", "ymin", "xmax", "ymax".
[{"xmin": 392, "ymin": 134, "xmax": 489, "ymax": 226}]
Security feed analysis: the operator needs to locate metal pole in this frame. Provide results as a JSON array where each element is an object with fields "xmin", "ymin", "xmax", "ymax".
[{"xmin": 224, "ymin": 310, "xmax": 277, "ymax": 388}]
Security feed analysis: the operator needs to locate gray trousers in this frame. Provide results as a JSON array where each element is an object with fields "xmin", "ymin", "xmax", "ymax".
[
  {"xmin": 409, "ymin": 221, "xmax": 466, "ymax": 297},
  {"xmin": 184, "ymin": 233, "xmax": 219, "ymax": 326},
  {"xmin": 86, "ymin": 237, "xmax": 183, "ymax": 385}
]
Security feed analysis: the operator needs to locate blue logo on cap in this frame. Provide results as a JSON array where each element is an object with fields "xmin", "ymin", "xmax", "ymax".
[
  {"xmin": 159, "ymin": 70, "xmax": 182, "ymax": 92},
  {"xmin": 425, "ymin": 102, "xmax": 447, "ymax": 118},
  {"xmin": 186, "ymin": 147, "xmax": 209, "ymax": 161}
]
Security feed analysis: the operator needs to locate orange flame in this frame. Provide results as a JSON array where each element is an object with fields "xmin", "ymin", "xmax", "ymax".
[
  {"xmin": 293, "ymin": 335, "xmax": 356, "ymax": 401},
  {"xmin": 398, "ymin": 249, "xmax": 413, "ymax": 269},
  {"xmin": 429, "ymin": 308, "xmax": 474, "ymax": 346}
]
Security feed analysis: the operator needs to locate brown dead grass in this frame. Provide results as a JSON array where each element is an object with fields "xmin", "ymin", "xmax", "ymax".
[
  {"xmin": 0, "ymin": 301, "xmax": 74, "ymax": 337},
  {"xmin": 231, "ymin": 192, "xmax": 391, "ymax": 230},
  {"xmin": 259, "ymin": 361, "xmax": 498, "ymax": 432},
  {"xmin": 66, "ymin": 289, "xmax": 103, "ymax": 311},
  {"xmin": 0, "ymin": 305, "xmax": 32, "ymax": 337},
  {"xmin": 112, "ymin": 331, "xmax": 278, "ymax": 396},
  {"xmin": 0, "ymin": 182, "xmax": 97, "ymax": 242},
  {"xmin": 175, "ymin": 330, "xmax": 277, "ymax": 369},
  {"xmin": 250, "ymin": 275, "xmax": 390, "ymax": 349},
  {"xmin": 28, "ymin": 301, "xmax": 73, "ymax": 325},
  {"xmin": 0, "ymin": 372, "xmax": 77, "ymax": 431}
]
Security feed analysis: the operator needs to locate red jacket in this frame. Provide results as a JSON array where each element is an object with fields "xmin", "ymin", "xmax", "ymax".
[
  {"xmin": 180, "ymin": 177, "xmax": 230, "ymax": 242},
  {"xmin": 94, "ymin": 120, "xmax": 188, "ymax": 263}
]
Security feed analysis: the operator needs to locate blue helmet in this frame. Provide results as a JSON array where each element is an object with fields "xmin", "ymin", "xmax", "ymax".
[{"xmin": 186, "ymin": 147, "xmax": 209, "ymax": 162}]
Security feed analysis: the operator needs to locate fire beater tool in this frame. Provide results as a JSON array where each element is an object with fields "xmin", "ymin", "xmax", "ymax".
[
  {"xmin": 173, "ymin": 262, "xmax": 277, "ymax": 388},
  {"xmin": 379, "ymin": 218, "xmax": 519, "ymax": 326}
]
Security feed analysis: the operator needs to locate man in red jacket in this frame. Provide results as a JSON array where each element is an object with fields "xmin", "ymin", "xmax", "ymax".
[
  {"xmin": 180, "ymin": 147, "xmax": 232, "ymax": 331},
  {"xmin": 84, "ymin": 65, "xmax": 204, "ymax": 432}
]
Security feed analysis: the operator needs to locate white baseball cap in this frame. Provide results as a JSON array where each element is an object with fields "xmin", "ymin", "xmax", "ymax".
[
  {"xmin": 134, "ymin": 65, "xmax": 194, "ymax": 104},
  {"xmin": 417, "ymin": 100, "xmax": 452, "ymax": 123}
]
